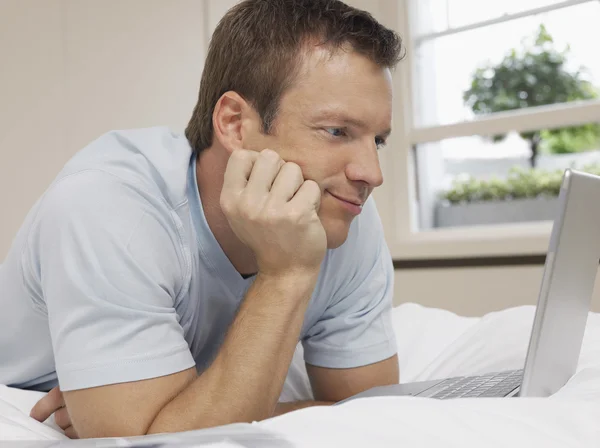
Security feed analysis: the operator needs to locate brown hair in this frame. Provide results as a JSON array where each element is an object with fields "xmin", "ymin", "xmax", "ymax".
[{"xmin": 185, "ymin": 0, "xmax": 404, "ymax": 154}]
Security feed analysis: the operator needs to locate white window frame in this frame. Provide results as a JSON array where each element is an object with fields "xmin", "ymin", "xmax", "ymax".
[{"xmin": 373, "ymin": 0, "xmax": 600, "ymax": 260}]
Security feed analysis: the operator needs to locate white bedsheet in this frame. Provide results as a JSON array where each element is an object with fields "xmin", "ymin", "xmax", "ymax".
[{"xmin": 2, "ymin": 303, "xmax": 600, "ymax": 446}]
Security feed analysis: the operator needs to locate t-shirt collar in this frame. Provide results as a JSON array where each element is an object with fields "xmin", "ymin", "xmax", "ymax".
[{"xmin": 186, "ymin": 155, "xmax": 255, "ymax": 295}]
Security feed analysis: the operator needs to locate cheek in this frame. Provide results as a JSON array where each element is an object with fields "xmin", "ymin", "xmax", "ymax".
[
  {"xmin": 281, "ymin": 147, "xmax": 344, "ymax": 185},
  {"xmin": 268, "ymin": 124, "xmax": 346, "ymax": 184},
  {"xmin": 293, "ymin": 157, "xmax": 326, "ymax": 181}
]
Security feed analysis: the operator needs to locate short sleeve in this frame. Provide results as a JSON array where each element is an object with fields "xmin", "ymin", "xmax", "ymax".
[
  {"xmin": 33, "ymin": 170, "xmax": 195, "ymax": 391},
  {"xmin": 302, "ymin": 198, "xmax": 397, "ymax": 369}
]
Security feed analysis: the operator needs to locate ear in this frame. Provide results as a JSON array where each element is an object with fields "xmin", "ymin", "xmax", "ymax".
[{"xmin": 212, "ymin": 91, "xmax": 260, "ymax": 154}]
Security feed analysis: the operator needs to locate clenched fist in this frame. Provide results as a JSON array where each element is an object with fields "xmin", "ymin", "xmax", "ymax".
[{"xmin": 220, "ymin": 149, "xmax": 327, "ymax": 276}]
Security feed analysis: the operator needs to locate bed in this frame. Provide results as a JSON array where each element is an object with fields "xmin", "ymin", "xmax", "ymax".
[{"xmin": 2, "ymin": 303, "xmax": 600, "ymax": 446}]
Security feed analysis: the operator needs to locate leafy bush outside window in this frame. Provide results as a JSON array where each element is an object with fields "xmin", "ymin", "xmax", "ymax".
[
  {"xmin": 441, "ymin": 164, "xmax": 600, "ymax": 204},
  {"xmin": 463, "ymin": 24, "xmax": 600, "ymax": 166}
]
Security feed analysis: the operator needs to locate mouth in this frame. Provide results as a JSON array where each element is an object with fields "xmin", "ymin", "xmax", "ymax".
[{"xmin": 326, "ymin": 190, "xmax": 364, "ymax": 215}]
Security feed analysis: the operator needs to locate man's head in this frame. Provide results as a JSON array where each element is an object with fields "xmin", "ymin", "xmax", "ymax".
[{"xmin": 186, "ymin": 0, "xmax": 404, "ymax": 248}]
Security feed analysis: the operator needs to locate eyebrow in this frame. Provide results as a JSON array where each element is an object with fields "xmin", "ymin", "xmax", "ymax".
[{"xmin": 313, "ymin": 110, "xmax": 392, "ymax": 138}]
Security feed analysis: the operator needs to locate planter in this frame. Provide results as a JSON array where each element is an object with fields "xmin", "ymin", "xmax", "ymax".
[{"xmin": 435, "ymin": 196, "xmax": 558, "ymax": 228}]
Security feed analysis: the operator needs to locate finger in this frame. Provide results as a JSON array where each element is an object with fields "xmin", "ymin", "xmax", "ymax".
[
  {"xmin": 245, "ymin": 149, "xmax": 285, "ymax": 195},
  {"xmin": 289, "ymin": 180, "xmax": 322, "ymax": 212},
  {"xmin": 54, "ymin": 406, "xmax": 71, "ymax": 430},
  {"xmin": 222, "ymin": 149, "xmax": 259, "ymax": 195},
  {"xmin": 30, "ymin": 387, "xmax": 65, "ymax": 422},
  {"xmin": 269, "ymin": 162, "xmax": 304, "ymax": 203},
  {"xmin": 64, "ymin": 426, "xmax": 79, "ymax": 439}
]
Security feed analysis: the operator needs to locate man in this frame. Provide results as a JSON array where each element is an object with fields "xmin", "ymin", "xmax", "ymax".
[{"xmin": 0, "ymin": 0, "xmax": 403, "ymax": 439}]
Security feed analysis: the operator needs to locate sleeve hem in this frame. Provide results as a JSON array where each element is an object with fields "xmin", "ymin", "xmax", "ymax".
[
  {"xmin": 303, "ymin": 340, "xmax": 397, "ymax": 369},
  {"xmin": 57, "ymin": 344, "xmax": 196, "ymax": 391}
]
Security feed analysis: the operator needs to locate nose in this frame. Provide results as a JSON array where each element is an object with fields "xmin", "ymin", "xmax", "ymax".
[{"xmin": 345, "ymin": 141, "xmax": 384, "ymax": 188}]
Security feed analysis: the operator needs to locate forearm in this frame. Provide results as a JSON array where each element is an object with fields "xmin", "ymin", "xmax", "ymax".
[{"xmin": 148, "ymin": 271, "xmax": 318, "ymax": 434}]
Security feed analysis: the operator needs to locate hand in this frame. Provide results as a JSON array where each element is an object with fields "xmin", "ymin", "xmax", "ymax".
[
  {"xmin": 30, "ymin": 386, "xmax": 77, "ymax": 439},
  {"xmin": 220, "ymin": 149, "xmax": 327, "ymax": 276}
]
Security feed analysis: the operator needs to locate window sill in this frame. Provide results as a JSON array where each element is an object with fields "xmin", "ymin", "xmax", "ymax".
[{"xmin": 388, "ymin": 220, "xmax": 553, "ymax": 260}]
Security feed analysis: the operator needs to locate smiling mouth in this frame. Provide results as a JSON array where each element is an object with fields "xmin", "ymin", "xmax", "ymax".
[
  {"xmin": 329, "ymin": 193, "xmax": 362, "ymax": 206},
  {"xmin": 326, "ymin": 190, "xmax": 364, "ymax": 215}
]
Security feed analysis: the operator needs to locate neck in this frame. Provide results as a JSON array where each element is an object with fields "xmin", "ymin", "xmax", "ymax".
[{"xmin": 195, "ymin": 147, "xmax": 258, "ymax": 277}]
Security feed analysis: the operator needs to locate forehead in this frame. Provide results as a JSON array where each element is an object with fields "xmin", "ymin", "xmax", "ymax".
[{"xmin": 280, "ymin": 46, "xmax": 393, "ymax": 125}]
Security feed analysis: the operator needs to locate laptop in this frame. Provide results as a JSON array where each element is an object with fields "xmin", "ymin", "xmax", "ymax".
[{"xmin": 340, "ymin": 168, "xmax": 599, "ymax": 402}]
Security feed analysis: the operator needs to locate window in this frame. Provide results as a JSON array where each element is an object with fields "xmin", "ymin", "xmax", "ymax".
[
  {"xmin": 413, "ymin": 0, "xmax": 600, "ymax": 127},
  {"xmin": 380, "ymin": 0, "xmax": 600, "ymax": 258}
]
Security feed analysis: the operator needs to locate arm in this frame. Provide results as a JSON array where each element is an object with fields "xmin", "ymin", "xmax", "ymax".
[
  {"xmin": 299, "ymin": 197, "xmax": 399, "ymax": 404},
  {"xmin": 34, "ymin": 349, "xmax": 398, "ymax": 435},
  {"xmin": 31, "ymin": 272, "xmax": 320, "ymax": 436},
  {"xmin": 63, "ymin": 271, "xmax": 319, "ymax": 437},
  {"xmin": 271, "ymin": 355, "xmax": 398, "ymax": 416},
  {"xmin": 306, "ymin": 355, "xmax": 399, "ymax": 402},
  {"xmin": 51, "ymin": 149, "xmax": 326, "ymax": 438}
]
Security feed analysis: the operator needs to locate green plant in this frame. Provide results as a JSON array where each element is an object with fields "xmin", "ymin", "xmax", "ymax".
[
  {"xmin": 540, "ymin": 123, "xmax": 600, "ymax": 154},
  {"xmin": 440, "ymin": 163, "xmax": 600, "ymax": 204},
  {"xmin": 463, "ymin": 24, "xmax": 600, "ymax": 166}
]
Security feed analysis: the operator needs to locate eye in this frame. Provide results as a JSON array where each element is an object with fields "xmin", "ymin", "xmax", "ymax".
[
  {"xmin": 324, "ymin": 127, "xmax": 347, "ymax": 138},
  {"xmin": 375, "ymin": 137, "xmax": 387, "ymax": 150}
]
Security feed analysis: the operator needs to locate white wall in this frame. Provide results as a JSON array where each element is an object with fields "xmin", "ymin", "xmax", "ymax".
[
  {"xmin": 0, "ymin": 0, "xmax": 375, "ymax": 261},
  {"xmin": 2, "ymin": 0, "xmax": 598, "ymax": 317},
  {"xmin": 0, "ymin": 0, "xmax": 208, "ymax": 258}
]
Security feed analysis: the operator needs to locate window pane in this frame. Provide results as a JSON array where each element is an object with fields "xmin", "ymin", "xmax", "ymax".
[
  {"xmin": 412, "ymin": 1, "xmax": 600, "ymax": 127},
  {"xmin": 412, "ymin": 0, "xmax": 449, "ymax": 37},
  {"xmin": 447, "ymin": 0, "xmax": 566, "ymax": 29},
  {"xmin": 411, "ymin": 0, "xmax": 567, "ymax": 37},
  {"xmin": 413, "ymin": 122, "xmax": 600, "ymax": 230}
]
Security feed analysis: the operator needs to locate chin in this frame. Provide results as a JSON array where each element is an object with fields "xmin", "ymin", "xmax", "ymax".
[{"xmin": 322, "ymin": 217, "xmax": 353, "ymax": 249}]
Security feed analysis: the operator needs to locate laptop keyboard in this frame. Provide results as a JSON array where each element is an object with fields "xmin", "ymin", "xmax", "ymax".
[{"xmin": 430, "ymin": 369, "xmax": 523, "ymax": 399}]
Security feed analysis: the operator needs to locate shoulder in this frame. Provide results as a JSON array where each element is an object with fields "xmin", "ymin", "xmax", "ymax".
[
  {"xmin": 38, "ymin": 169, "xmax": 171, "ymax": 241},
  {"xmin": 31, "ymin": 169, "xmax": 189, "ymax": 296},
  {"xmin": 58, "ymin": 126, "xmax": 193, "ymax": 209},
  {"xmin": 36, "ymin": 126, "xmax": 195, "ymax": 273}
]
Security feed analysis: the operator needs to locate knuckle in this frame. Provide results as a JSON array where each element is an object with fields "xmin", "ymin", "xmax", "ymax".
[
  {"xmin": 219, "ymin": 195, "xmax": 233, "ymax": 214},
  {"xmin": 302, "ymin": 179, "xmax": 320, "ymax": 195},
  {"xmin": 265, "ymin": 205, "xmax": 282, "ymax": 222},
  {"xmin": 231, "ymin": 149, "xmax": 248, "ymax": 161},
  {"xmin": 240, "ymin": 208, "xmax": 254, "ymax": 222},
  {"xmin": 285, "ymin": 162, "xmax": 303, "ymax": 179},
  {"xmin": 230, "ymin": 149, "xmax": 257, "ymax": 166},
  {"xmin": 304, "ymin": 179, "xmax": 319, "ymax": 189},
  {"xmin": 261, "ymin": 148, "xmax": 280, "ymax": 162},
  {"xmin": 287, "ymin": 206, "xmax": 304, "ymax": 222},
  {"xmin": 238, "ymin": 192, "xmax": 252, "ymax": 209},
  {"xmin": 239, "ymin": 195, "xmax": 258, "ymax": 220}
]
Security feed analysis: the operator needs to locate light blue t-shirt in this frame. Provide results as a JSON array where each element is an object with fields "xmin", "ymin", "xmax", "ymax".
[{"xmin": 0, "ymin": 127, "xmax": 396, "ymax": 392}]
